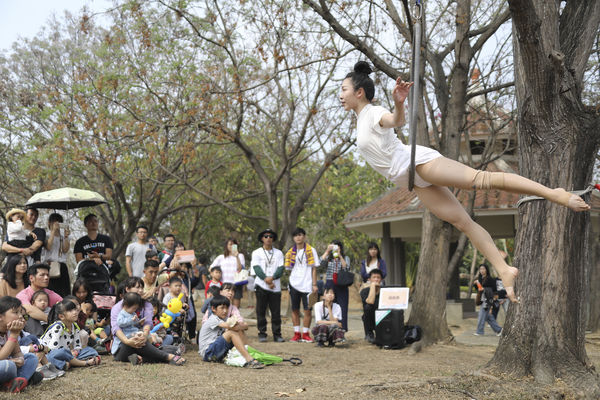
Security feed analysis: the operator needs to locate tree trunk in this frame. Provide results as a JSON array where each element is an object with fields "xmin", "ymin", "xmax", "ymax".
[
  {"xmin": 407, "ymin": 212, "xmax": 453, "ymax": 344},
  {"xmin": 587, "ymin": 234, "xmax": 600, "ymax": 332},
  {"xmin": 488, "ymin": 1, "xmax": 600, "ymax": 392}
]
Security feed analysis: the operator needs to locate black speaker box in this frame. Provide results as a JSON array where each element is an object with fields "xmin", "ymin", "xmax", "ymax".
[{"xmin": 375, "ymin": 309, "xmax": 405, "ymax": 349}]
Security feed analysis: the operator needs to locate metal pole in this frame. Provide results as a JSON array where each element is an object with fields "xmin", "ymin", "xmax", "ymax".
[{"xmin": 408, "ymin": 1, "xmax": 422, "ymax": 191}]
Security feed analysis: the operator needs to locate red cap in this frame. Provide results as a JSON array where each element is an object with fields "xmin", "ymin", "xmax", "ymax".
[{"xmin": 595, "ymin": 184, "xmax": 600, "ymax": 191}]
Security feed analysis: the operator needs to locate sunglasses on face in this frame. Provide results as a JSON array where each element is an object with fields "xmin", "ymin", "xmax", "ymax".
[{"xmin": 263, "ymin": 235, "xmax": 274, "ymax": 239}]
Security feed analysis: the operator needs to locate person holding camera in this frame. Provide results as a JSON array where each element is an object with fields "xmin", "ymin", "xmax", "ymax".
[
  {"xmin": 320, "ymin": 240, "xmax": 351, "ymax": 332},
  {"xmin": 209, "ymin": 238, "xmax": 245, "ymax": 308},
  {"xmin": 42, "ymin": 213, "xmax": 71, "ymax": 297}
]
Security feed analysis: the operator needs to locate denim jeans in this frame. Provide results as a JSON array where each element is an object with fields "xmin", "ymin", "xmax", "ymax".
[
  {"xmin": 476, "ymin": 306, "xmax": 502, "ymax": 334},
  {"xmin": 0, "ymin": 353, "xmax": 38, "ymax": 383},
  {"xmin": 47, "ymin": 346, "xmax": 99, "ymax": 370}
]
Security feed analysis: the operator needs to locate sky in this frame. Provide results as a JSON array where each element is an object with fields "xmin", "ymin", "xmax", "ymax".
[{"xmin": 0, "ymin": 0, "xmax": 113, "ymax": 52}]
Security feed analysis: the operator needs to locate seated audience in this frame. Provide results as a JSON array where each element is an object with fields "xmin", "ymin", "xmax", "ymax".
[
  {"xmin": 360, "ymin": 269, "xmax": 383, "ymax": 344},
  {"xmin": 312, "ymin": 287, "xmax": 345, "ymax": 347},
  {"xmin": 0, "ymin": 296, "xmax": 42, "ymax": 393},
  {"xmin": 197, "ymin": 295, "xmax": 263, "ymax": 369},
  {"xmin": 0, "ymin": 256, "xmax": 28, "ymax": 297},
  {"xmin": 110, "ymin": 277, "xmax": 185, "ymax": 366},
  {"xmin": 117, "ymin": 293, "xmax": 145, "ymax": 339},
  {"xmin": 16, "ymin": 263, "xmax": 62, "ymax": 323},
  {"xmin": 23, "ymin": 291, "xmax": 50, "ymax": 337},
  {"xmin": 41, "ymin": 299, "xmax": 100, "ymax": 370}
]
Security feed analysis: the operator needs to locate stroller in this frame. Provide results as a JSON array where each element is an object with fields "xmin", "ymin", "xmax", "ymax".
[
  {"xmin": 156, "ymin": 267, "xmax": 196, "ymax": 343},
  {"xmin": 76, "ymin": 260, "xmax": 115, "ymax": 320}
]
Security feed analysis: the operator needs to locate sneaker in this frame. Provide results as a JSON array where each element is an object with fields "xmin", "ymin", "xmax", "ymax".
[
  {"xmin": 366, "ymin": 333, "xmax": 375, "ymax": 344},
  {"xmin": 301, "ymin": 332, "xmax": 313, "ymax": 343},
  {"xmin": 177, "ymin": 343, "xmax": 186, "ymax": 355},
  {"xmin": 273, "ymin": 336, "xmax": 285, "ymax": 343},
  {"xmin": 316, "ymin": 341, "xmax": 325, "ymax": 347},
  {"xmin": 47, "ymin": 364, "xmax": 66, "ymax": 377},
  {"xmin": 473, "ymin": 332, "xmax": 483, "ymax": 336},
  {"xmin": 38, "ymin": 364, "xmax": 59, "ymax": 381},
  {"xmin": 2, "ymin": 377, "xmax": 27, "ymax": 393},
  {"xmin": 29, "ymin": 371, "xmax": 43, "ymax": 386},
  {"xmin": 497, "ymin": 330, "xmax": 503, "ymax": 337},
  {"xmin": 258, "ymin": 335, "xmax": 268, "ymax": 343},
  {"xmin": 289, "ymin": 332, "xmax": 302, "ymax": 342}
]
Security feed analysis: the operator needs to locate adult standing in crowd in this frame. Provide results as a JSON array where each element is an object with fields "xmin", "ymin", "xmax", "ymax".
[
  {"xmin": 285, "ymin": 228, "xmax": 319, "ymax": 343},
  {"xmin": 42, "ymin": 213, "xmax": 71, "ymax": 297},
  {"xmin": 360, "ymin": 243, "xmax": 387, "ymax": 283},
  {"xmin": 158, "ymin": 234, "xmax": 176, "ymax": 269},
  {"xmin": 251, "ymin": 228, "xmax": 285, "ymax": 343},
  {"xmin": 0, "ymin": 255, "xmax": 28, "ymax": 297},
  {"xmin": 360, "ymin": 269, "xmax": 383, "ymax": 343},
  {"xmin": 2, "ymin": 207, "xmax": 46, "ymax": 266},
  {"xmin": 210, "ymin": 238, "xmax": 245, "ymax": 308},
  {"xmin": 74, "ymin": 214, "xmax": 115, "ymax": 273},
  {"xmin": 320, "ymin": 240, "xmax": 351, "ymax": 332},
  {"xmin": 126, "ymin": 225, "xmax": 150, "ymax": 278},
  {"xmin": 474, "ymin": 264, "xmax": 502, "ymax": 336},
  {"xmin": 16, "ymin": 263, "xmax": 62, "ymax": 323}
]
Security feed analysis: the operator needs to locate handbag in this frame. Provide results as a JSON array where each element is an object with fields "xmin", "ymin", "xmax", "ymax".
[
  {"xmin": 49, "ymin": 261, "xmax": 61, "ymax": 278},
  {"xmin": 234, "ymin": 269, "xmax": 249, "ymax": 285},
  {"xmin": 335, "ymin": 268, "xmax": 355, "ymax": 287}
]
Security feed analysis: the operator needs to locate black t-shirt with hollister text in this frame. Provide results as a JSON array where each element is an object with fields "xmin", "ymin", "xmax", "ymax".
[{"xmin": 74, "ymin": 234, "xmax": 113, "ymax": 258}]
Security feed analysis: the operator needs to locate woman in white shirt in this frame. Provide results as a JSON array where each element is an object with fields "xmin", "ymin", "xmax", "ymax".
[
  {"xmin": 340, "ymin": 61, "xmax": 591, "ymax": 303},
  {"xmin": 210, "ymin": 238, "xmax": 245, "ymax": 307},
  {"xmin": 43, "ymin": 213, "xmax": 71, "ymax": 297}
]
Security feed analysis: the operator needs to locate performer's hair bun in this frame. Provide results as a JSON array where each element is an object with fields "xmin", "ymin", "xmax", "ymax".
[{"xmin": 354, "ymin": 61, "xmax": 373, "ymax": 75}]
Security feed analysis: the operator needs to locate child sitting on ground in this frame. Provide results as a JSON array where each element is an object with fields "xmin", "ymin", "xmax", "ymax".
[
  {"xmin": 117, "ymin": 292, "xmax": 145, "ymax": 340},
  {"xmin": 0, "ymin": 296, "xmax": 42, "ymax": 393},
  {"xmin": 72, "ymin": 279, "xmax": 109, "ymax": 350},
  {"xmin": 201, "ymin": 285, "xmax": 222, "ymax": 315},
  {"xmin": 197, "ymin": 295, "xmax": 263, "ymax": 369},
  {"xmin": 41, "ymin": 299, "xmax": 100, "ymax": 370},
  {"xmin": 24, "ymin": 290, "xmax": 50, "ymax": 337},
  {"xmin": 312, "ymin": 288, "xmax": 345, "ymax": 347},
  {"xmin": 204, "ymin": 266, "xmax": 223, "ymax": 297},
  {"xmin": 202, "ymin": 283, "xmax": 246, "ymax": 330}
]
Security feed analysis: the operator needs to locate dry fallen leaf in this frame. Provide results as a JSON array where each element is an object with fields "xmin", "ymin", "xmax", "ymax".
[{"xmin": 296, "ymin": 388, "xmax": 306, "ymax": 393}]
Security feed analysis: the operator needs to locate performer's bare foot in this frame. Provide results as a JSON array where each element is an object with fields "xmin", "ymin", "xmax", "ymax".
[
  {"xmin": 499, "ymin": 266, "xmax": 519, "ymax": 303},
  {"xmin": 553, "ymin": 188, "xmax": 590, "ymax": 211}
]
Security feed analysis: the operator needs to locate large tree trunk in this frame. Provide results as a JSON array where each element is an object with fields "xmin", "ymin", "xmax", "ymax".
[
  {"xmin": 407, "ymin": 212, "xmax": 453, "ymax": 344},
  {"xmin": 488, "ymin": 1, "xmax": 600, "ymax": 392},
  {"xmin": 588, "ymin": 234, "xmax": 600, "ymax": 332}
]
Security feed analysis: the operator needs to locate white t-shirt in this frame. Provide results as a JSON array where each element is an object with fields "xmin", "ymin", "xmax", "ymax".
[
  {"xmin": 287, "ymin": 246, "xmax": 319, "ymax": 294},
  {"xmin": 314, "ymin": 301, "xmax": 342, "ymax": 323},
  {"xmin": 250, "ymin": 247, "xmax": 284, "ymax": 293},
  {"xmin": 126, "ymin": 242, "xmax": 150, "ymax": 278},
  {"xmin": 210, "ymin": 254, "xmax": 245, "ymax": 284},
  {"xmin": 42, "ymin": 232, "xmax": 68, "ymax": 263},
  {"xmin": 356, "ymin": 104, "xmax": 441, "ymax": 188}
]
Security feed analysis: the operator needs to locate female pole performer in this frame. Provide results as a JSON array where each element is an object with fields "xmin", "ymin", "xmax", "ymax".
[{"xmin": 340, "ymin": 61, "xmax": 590, "ymax": 303}]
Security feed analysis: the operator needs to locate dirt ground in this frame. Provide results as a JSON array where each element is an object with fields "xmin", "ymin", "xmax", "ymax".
[{"xmin": 8, "ymin": 291, "xmax": 600, "ymax": 399}]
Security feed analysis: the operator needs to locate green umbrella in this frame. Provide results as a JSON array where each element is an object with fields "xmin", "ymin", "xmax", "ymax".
[
  {"xmin": 25, "ymin": 187, "xmax": 107, "ymax": 210},
  {"xmin": 247, "ymin": 346, "xmax": 283, "ymax": 365}
]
